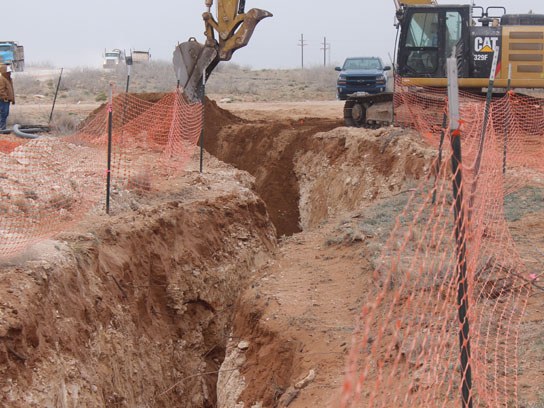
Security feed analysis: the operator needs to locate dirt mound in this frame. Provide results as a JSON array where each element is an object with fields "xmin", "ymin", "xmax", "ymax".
[
  {"xmin": 77, "ymin": 92, "xmax": 173, "ymax": 129},
  {"xmin": 295, "ymin": 126, "xmax": 435, "ymax": 230},
  {"xmin": 0, "ymin": 158, "xmax": 277, "ymax": 408}
]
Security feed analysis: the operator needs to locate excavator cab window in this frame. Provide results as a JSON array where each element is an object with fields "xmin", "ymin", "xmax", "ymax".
[
  {"xmin": 397, "ymin": 5, "xmax": 471, "ymax": 78},
  {"xmin": 405, "ymin": 12, "xmax": 439, "ymax": 75}
]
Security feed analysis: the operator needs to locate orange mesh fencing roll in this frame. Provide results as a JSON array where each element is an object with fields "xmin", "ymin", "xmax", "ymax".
[
  {"xmin": 341, "ymin": 81, "xmax": 542, "ymax": 407},
  {"xmin": 0, "ymin": 90, "xmax": 203, "ymax": 258}
]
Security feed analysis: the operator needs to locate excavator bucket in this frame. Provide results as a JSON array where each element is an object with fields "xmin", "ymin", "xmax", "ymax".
[
  {"xmin": 213, "ymin": 8, "xmax": 273, "ymax": 61},
  {"xmin": 174, "ymin": 1, "xmax": 272, "ymax": 102},
  {"xmin": 173, "ymin": 38, "xmax": 218, "ymax": 103}
]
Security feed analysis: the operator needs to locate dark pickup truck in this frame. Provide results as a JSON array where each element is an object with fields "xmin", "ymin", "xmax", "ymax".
[{"xmin": 335, "ymin": 57, "xmax": 391, "ymax": 100}]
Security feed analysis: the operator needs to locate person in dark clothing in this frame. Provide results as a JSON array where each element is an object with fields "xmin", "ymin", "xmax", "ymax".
[{"xmin": 0, "ymin": 64, "xmax": 15, "ymax": 130}]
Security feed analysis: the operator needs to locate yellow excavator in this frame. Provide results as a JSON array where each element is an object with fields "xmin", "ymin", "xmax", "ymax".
[
  {"xmin": 174, "ymin": 0, "xmax": 272, "ymax": 102},
  {"xmin": 343, "ymin": 0, "xmax": 544, "ymax": 126}
]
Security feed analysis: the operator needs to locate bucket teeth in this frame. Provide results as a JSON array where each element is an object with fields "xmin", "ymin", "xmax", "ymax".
[{"xmin": 217, "ymin": 8, "xmax": 273, "ymax": 61}]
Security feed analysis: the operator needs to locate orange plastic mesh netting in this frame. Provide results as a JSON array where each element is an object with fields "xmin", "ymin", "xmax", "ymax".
[
  {"xmin": 0, "ymin": 90, "xmax": 203, "ymax": 258},
  {"xmin": 341, "ymin": 83, "xmax": 542, "ymax": 407}
]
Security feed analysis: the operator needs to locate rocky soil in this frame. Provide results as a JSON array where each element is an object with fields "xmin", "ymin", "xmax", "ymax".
[{"xmin": 0, "ymin": 96, "xmax": 542, "ymax": 408}]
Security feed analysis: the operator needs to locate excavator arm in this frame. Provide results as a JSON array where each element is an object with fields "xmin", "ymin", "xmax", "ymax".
[
  {"xmin": 396, "ymin": 0, "xmax": 436, "ymax": 5},
  {"xmin": 174, "ymin": 0, "xmax": 272, "ymax": 102}
]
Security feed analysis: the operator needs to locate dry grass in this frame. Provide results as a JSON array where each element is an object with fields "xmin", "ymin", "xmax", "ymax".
[
  {"xmin": 16, "ymin": 62, "xmax": 339, "ymax": 105},
  {"xmin": 49, "ymin": 111, "xmax": 80, "ymax": 134},
  {"xmin": 207, "ymin": 63, "xmax": 338, "ymax": 101}
]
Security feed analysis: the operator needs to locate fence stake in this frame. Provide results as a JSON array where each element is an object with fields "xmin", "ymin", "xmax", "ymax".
[
  {"xmin": 120, "ymin": 62, "xmax": 133, "ymax": 135},
  {"xmin": 503, "ymin": 63, "xmax": 512, "ymax": 175},
  {"xmin": 432, "ymin": 111, "xmax": 448, "ymax": 204},
  {"xmin": 199, "ymin": 69, "xmax": 206, "ymax": 173},
  {"xmin": 474, "ymin": 47, "xmax": 500, "ymax": 177},
  {"xmin": 447, "ymin": 57, "xmax": 473, "ymax": 408},
  {"xmin": 106, "ymin": 83, "xmax": 114, "ymax": 214},
  {"xmin": 48, "ymin": 68, "xmax": 64, "ymax": 124},
  {"xmin": 125, "ymin": 63, "xmax": 132, "ymax": 94}
]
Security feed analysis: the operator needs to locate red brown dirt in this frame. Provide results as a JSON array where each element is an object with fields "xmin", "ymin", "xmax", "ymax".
[
  {"xmin": 206, "ymin": 102, "xmax": 543, "ymax": 408},
  {"xmin": 204, "ymin": 98, "xmax": 342, "ymax": 238},
  {"xmin": 0, "ymin": 156, "xmax": 277, "ymax": 408},
  {"xmin": 1, "ymin": 98, "xmax": 542, "ymax": 408}
]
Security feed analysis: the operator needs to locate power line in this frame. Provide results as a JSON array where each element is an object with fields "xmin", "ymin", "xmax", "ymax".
[
  {"xmin": 320, "ymin": 37, "xmax": 330, "ymax": 67},
  {"xmin": 298, "ymin": 34, "xmax": 308, "ymax": 69}
]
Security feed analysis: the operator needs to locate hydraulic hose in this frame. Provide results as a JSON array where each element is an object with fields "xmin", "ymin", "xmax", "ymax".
[{"xmin": 12, "ymin": 124, "xmax": 43, "ymax": 139}]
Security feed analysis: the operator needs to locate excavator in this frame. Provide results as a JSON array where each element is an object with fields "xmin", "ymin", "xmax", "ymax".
[
  {"xmin": 173, "ymin": 0, "xmax": 272, "ymax": 103},
  {"xmin": 343, "ymin": 0, "xmax": 544, "ymax": 127}
]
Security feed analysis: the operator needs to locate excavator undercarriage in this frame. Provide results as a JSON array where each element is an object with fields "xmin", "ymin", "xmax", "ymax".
[{"xmin": 343, "ymin": 93, "xmax": 395, "ymax": 128}]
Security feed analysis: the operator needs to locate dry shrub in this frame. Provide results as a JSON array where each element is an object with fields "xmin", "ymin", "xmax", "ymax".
[
  {"xmin": 127, "ymin": 172, "xmax": 151, "ymax": 194},
  {"xmin": 50, "ymin": 112, "xmax": 80, "ymax": 135},
  {"xmin": 206, "ymin": 64, "xmax": 338, "ymax": 101},
  {"xmin": 18, "ymin": 62, "xmax": 340, "ymax": 104}
]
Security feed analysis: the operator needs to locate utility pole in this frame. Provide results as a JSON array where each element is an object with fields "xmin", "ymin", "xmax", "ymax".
[
  {"xmin": 321, "ymin": 37, "xmax": 330, "ymax": 67},
  {"xmin": 298, "ymin": 34, "xmax": 307, "ymax": 69}
]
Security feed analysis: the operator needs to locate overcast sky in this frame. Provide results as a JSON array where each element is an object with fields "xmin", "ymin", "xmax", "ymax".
[{"xmin": 3, "ymin": 0, "xmax": 542, "ymax": 70}]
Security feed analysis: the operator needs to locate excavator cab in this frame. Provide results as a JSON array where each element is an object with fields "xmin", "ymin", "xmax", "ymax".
[{"xmin": 396, "ymin": 5, "xmax": 471, "ymax": 78}]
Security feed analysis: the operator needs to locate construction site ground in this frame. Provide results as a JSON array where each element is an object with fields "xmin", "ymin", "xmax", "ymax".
[{"xmin": 0, "ymin": 96, "xmax": 543, "ymax": 408}]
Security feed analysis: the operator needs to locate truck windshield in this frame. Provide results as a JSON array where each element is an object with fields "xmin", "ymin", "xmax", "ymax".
[
  {"xmin": 343, "ymin": 58, "xmax": 382, "ymax": 70},
  {"xmin": 105, "ymin": 53, "xmax": 119, "ymax": 57},
  {"xmin": 0, "ymin": 46, "xmax": 12, "ymax": 52}
]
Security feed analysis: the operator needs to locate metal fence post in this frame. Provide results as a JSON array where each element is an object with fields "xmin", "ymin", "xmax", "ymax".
[
  {"xmin": 48, "ymin": 68, "xmax": 64, "ymax": 124},
  {"xmin": 447, "ymin": 57, "xmax": 473, "ymax": 408},
  {"xmin": 199, "ymin": 69, "xmax": 206, "ymax": 173},
  {"xmin": 106, "ymin": 83, "xmax": 114, "ymax": 214}
]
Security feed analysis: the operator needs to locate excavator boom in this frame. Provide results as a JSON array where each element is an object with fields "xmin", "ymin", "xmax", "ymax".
[{"xmin": 399, "ymin": 0, "xmax": 437, "ymax": 5}]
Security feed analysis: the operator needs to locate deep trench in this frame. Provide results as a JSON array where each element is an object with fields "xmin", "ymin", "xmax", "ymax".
[
  {"xmin": 199, "ymin": 108, "xmax": 341, "ymax": 406},
  {"xmin": 203, "ymin": 102, "xmax": 341, "ymax": 237}
]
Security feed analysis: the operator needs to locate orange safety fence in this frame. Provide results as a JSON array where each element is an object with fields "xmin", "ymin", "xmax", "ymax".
[
  {"xmin": 0, "ymin": 90, "xmax": 203, "ymax": 258},
  {"xmin": 341, "ymin": 82, "xmax": 543, "ymax": 407}
]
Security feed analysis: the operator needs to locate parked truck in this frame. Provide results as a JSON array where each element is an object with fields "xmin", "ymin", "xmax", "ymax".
[
  {"xmin": 335, "ymin": 57, "xmax": 391, "ymax": 100},
  {"xmin": 129, "ymin": 49, "xmax": 151, "ymax": 64},
  {"xmin": 103, "ymin": 49, "xmax": 125, "ymax": 69},
  {"xmin": 0, "ymin": 41, "xmax": 24, "ymax": 72}
]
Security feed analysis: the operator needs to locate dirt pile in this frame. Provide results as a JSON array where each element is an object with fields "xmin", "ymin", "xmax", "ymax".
[
  {"xmin": 294, "ymin": 126, "xmax": 435, "ymax": 230},
  {"xmin": 0, "ymin": 157, "xmax": 277, "ymax": 408}
]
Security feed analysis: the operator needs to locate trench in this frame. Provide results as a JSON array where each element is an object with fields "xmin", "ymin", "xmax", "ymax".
[
  {"xmin": 0, "ymin": 97, "xmax": 436, "ymax": 407},
  {"xmin": 203, "ymin": 99, "xmax": 342, "ymax": 237},
  {"xmin": 197, "ymin": 100, "xmax": 436, "ymax": 407}
]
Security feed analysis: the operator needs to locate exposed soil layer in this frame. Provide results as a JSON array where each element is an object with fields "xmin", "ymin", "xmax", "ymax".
[
  {"xmin": 202, "ymin": 102, "xmax": 543, "ymax": 408},
  {"xmin": 204, "ymin": 99, "xmax": 341, "ymax": 237},
  {"xmin": 0, "ymin": 158, "xmax": 277, "ymax": 408}
]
